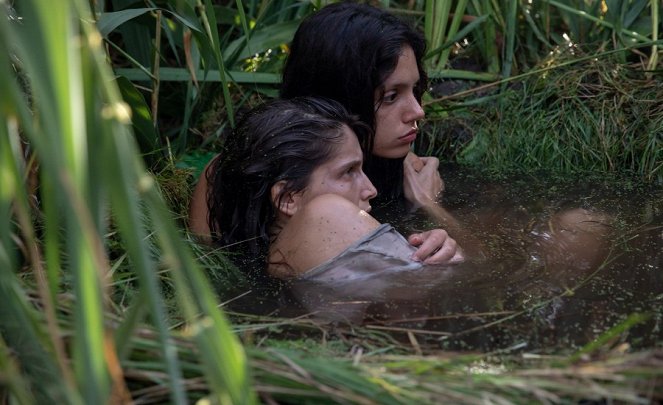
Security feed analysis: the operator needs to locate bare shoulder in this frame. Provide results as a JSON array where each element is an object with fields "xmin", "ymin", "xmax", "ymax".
[
  {"xmin": 299, "ymin": 193, "xmax": 380, "ymax": 227},
  {"xmin": 188, "ymin": 159, "xmax": 215, "ymax": 239},
  {"xmin": 268, "ymin": 194, "xmax": 380, "ymax": 278}
]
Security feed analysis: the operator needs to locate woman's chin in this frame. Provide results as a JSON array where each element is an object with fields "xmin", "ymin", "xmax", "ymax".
[{"xmin": 372, "ymin": 148, "xmax": 410, "ymax": 160}]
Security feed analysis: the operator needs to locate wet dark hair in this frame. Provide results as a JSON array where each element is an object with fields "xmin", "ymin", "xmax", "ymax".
[
  {"xmin": 206, "ymin": 97, "xmax": 370, "ymax": 254},
  {"xmin": 281, "ymin": 2, "xmax": 427, "ymax": 200}
]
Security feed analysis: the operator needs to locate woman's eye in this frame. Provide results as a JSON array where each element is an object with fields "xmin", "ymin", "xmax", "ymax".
[{"xmin": 383, "ymin": 92, "xmax": 397, "ymax": 103}]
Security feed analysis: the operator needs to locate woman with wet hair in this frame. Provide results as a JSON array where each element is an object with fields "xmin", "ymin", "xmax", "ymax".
[
  {"xmin": 283, "ymin": 2, "xmax": 469, "ymax": 244},
  {"xmin": 208, "ymin": 97, "xmax": 463, "ymax": 278},
  {"xmin": 190, "ymin": 2, "xmax": 463, "ymax": 257},
  {"xmin": 281, "ymin": 1, "xmax": 433, "ymax": 204}
]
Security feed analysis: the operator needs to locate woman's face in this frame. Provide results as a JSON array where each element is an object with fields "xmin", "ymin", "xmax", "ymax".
[
  {"xmin": 297, "ymin": 125, "xmax": 377, "ymax": 212},
  {"xmin": 372, "ymin": 45, "xmax": 425, "ymax": 159}
]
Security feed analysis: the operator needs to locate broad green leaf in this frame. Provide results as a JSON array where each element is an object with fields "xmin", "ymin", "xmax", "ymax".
[
  {"xmin": 98, "ymin": 7, "xmax": 202, "ymax": 37},
  {"xmin": 97, "ymin": 8, "xmax": 156, "ymax": 36},
  {"xmin": 223, "ymin": 19, "xmax": 300, "ymax": 61},
  {"xmin": 115, "ymin": 76, "xmax": 161, "ymax": 157}
]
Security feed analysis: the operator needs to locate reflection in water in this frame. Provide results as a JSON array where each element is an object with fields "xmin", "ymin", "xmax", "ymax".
[{"xmin": 227, "ymin": 166, "xmax": 663, "ymax": 352}]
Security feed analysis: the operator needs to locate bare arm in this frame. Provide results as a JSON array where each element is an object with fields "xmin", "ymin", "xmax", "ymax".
[
  {"xmin": 403, "ymin": 153, "xmax": 484, "ymax": 259},
  {"xmin": 402, "ymin": 152, "xmax": 444, "ymax": 208},
  {"xmin": 415, "ymin": 203, "xmax": 484, "ymax": 259}
]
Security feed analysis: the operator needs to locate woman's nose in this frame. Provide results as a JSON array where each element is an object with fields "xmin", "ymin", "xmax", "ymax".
[{"xmin": 405, "ymin": 94, "xmax": 425, "ymax": 123}]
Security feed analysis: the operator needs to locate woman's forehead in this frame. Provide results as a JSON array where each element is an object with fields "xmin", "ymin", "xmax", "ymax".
[
  {"xmin": 328, "ymin": 125, "xmax": 363, "ymax": 160},
  {"xmin": 382, "ymin": 46, "xmax": 419, "ymax": 87}
]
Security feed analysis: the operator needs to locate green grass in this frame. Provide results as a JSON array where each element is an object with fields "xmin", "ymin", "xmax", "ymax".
[
  {"xmin": 1, "ymin": 0, "xmax": 252, "ymax": 402},
  {"xmin": 18, "ymin": 290, "xmax": 663, "ymax": 404},
  {"xmin": 422, "ymin": 52, "xmax": 663, "ymax": 183}
]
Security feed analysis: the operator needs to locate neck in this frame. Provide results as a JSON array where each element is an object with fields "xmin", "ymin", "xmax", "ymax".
[
  {"xmin": 269, "ymin": 213, "xmax": 288, "ymax": 244},
  {"xmin": 267, "ymin": 213, "xmax": 299, "ymax": 279},
  {"xmin": 364, "ymin": 155, "xmax": 406, "ymax": 201}
]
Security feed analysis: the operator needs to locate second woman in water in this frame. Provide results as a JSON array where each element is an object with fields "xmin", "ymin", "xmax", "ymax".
[{"xmin": 207, "ymin": 96, "xmax": 464, "ymax": 279}]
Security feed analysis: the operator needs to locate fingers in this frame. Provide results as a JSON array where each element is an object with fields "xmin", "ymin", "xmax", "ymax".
[
  {"xmin": 406, "ymin": 153, "xmax": 439, "ymax": 173},
  {"xmin": 421, "ymin": 160, "xmax": 443, "ymax": 195},
  {"xmin": 408, "ymin": 229, "xmax": 464, "ymax": 265},
  {"xmin": 446, "ymin": 249, "xmax": 465, "ymax": 265},
  {"xmin": 417, "ymin": 156, "xmax": 440, "ymax": 172},
  {"xmin": 422, "ymin": 237, "xmax": 459, "ymax": 265},
  {"xmin": 405, "ymin": 152, "xmax": 425, "ymax": 172},
  {"xmin": 402, "ymin": 160, "xmax": 420, "ymax": 184},
  {"xmin": 403, "ymin": 154, "xmax": 446, "ymax": 208},
  {"xmin": 407, "ymin": 232, "xmax": 424, "ymax": 246}
]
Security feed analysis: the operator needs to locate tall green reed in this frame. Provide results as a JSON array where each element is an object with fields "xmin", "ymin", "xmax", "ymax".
[
  {"xmin": 420, "ymin": 0, "xmax": 500, "ymax": 81},
  {"xmin": 0, "ymin": 0, "xmax": 253, "ymax": 403},
  {"xmin": 102, "ymin": 0, "xmax": 312, "ymax": 158}
]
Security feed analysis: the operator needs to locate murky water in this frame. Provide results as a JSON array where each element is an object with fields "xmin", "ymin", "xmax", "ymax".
[{"xmin": 227, "ymin": 165, "xmax": 663, "ymax": 353}]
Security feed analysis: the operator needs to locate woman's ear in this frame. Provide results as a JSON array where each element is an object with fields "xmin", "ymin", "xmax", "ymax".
[{"xmin": 270, "ymin": 181, "xmax": 302, "ymax": 217}]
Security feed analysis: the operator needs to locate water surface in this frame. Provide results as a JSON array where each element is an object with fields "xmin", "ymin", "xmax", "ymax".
[{"xmin": 228, "ymin": 166, "xmax": 663, "ymax": 353}]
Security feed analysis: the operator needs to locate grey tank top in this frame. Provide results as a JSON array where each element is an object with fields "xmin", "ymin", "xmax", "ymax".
[
  {"xmin": 289, "ymin": 224, "xmax": 438, "ymax": 321},
  {"xmin": 298, "ymin": 223, "xmax": 423, "ymax": 283}
]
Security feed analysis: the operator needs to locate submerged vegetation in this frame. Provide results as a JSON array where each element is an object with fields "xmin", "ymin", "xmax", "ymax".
[{"xmin": 1, "ymin": 0, "xmax": 662, "ymax": 404}]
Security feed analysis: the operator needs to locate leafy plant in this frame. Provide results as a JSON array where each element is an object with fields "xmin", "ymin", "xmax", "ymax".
[
  {"xmin": 101, "ymin": 0, "xmax": 314, "ymax": 160},
  {"xmin": 0, "ymin": 0, "xmax": 252, "ymax": 402}
]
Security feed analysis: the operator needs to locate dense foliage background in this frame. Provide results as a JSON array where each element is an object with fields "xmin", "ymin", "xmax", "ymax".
[
  {"xmin": 103, "ymin": 0, "xmax": 662, "ymax": 183},
  {"xmin": 1, "ymin": 0, "xmax": 661, "ymax": 403}
]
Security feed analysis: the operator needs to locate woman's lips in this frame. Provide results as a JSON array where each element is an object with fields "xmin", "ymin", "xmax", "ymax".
[{"xmin": 398, "ymin": 130, "xmax": 417, "ymax": 144}]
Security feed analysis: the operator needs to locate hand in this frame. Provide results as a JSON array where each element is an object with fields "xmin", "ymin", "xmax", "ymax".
[
  {"xmin": 408, "ymin": 229, "xmax": 464, "ymax": 265},
  {"xmin": 403, "ymin": 152, "xmax": 444, "ymax": 209}
]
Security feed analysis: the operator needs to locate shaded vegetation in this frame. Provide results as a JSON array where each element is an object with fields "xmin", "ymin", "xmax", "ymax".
[{"xmin": 422, "ymin": 51, "xmax": 662, "ymax": 182}]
